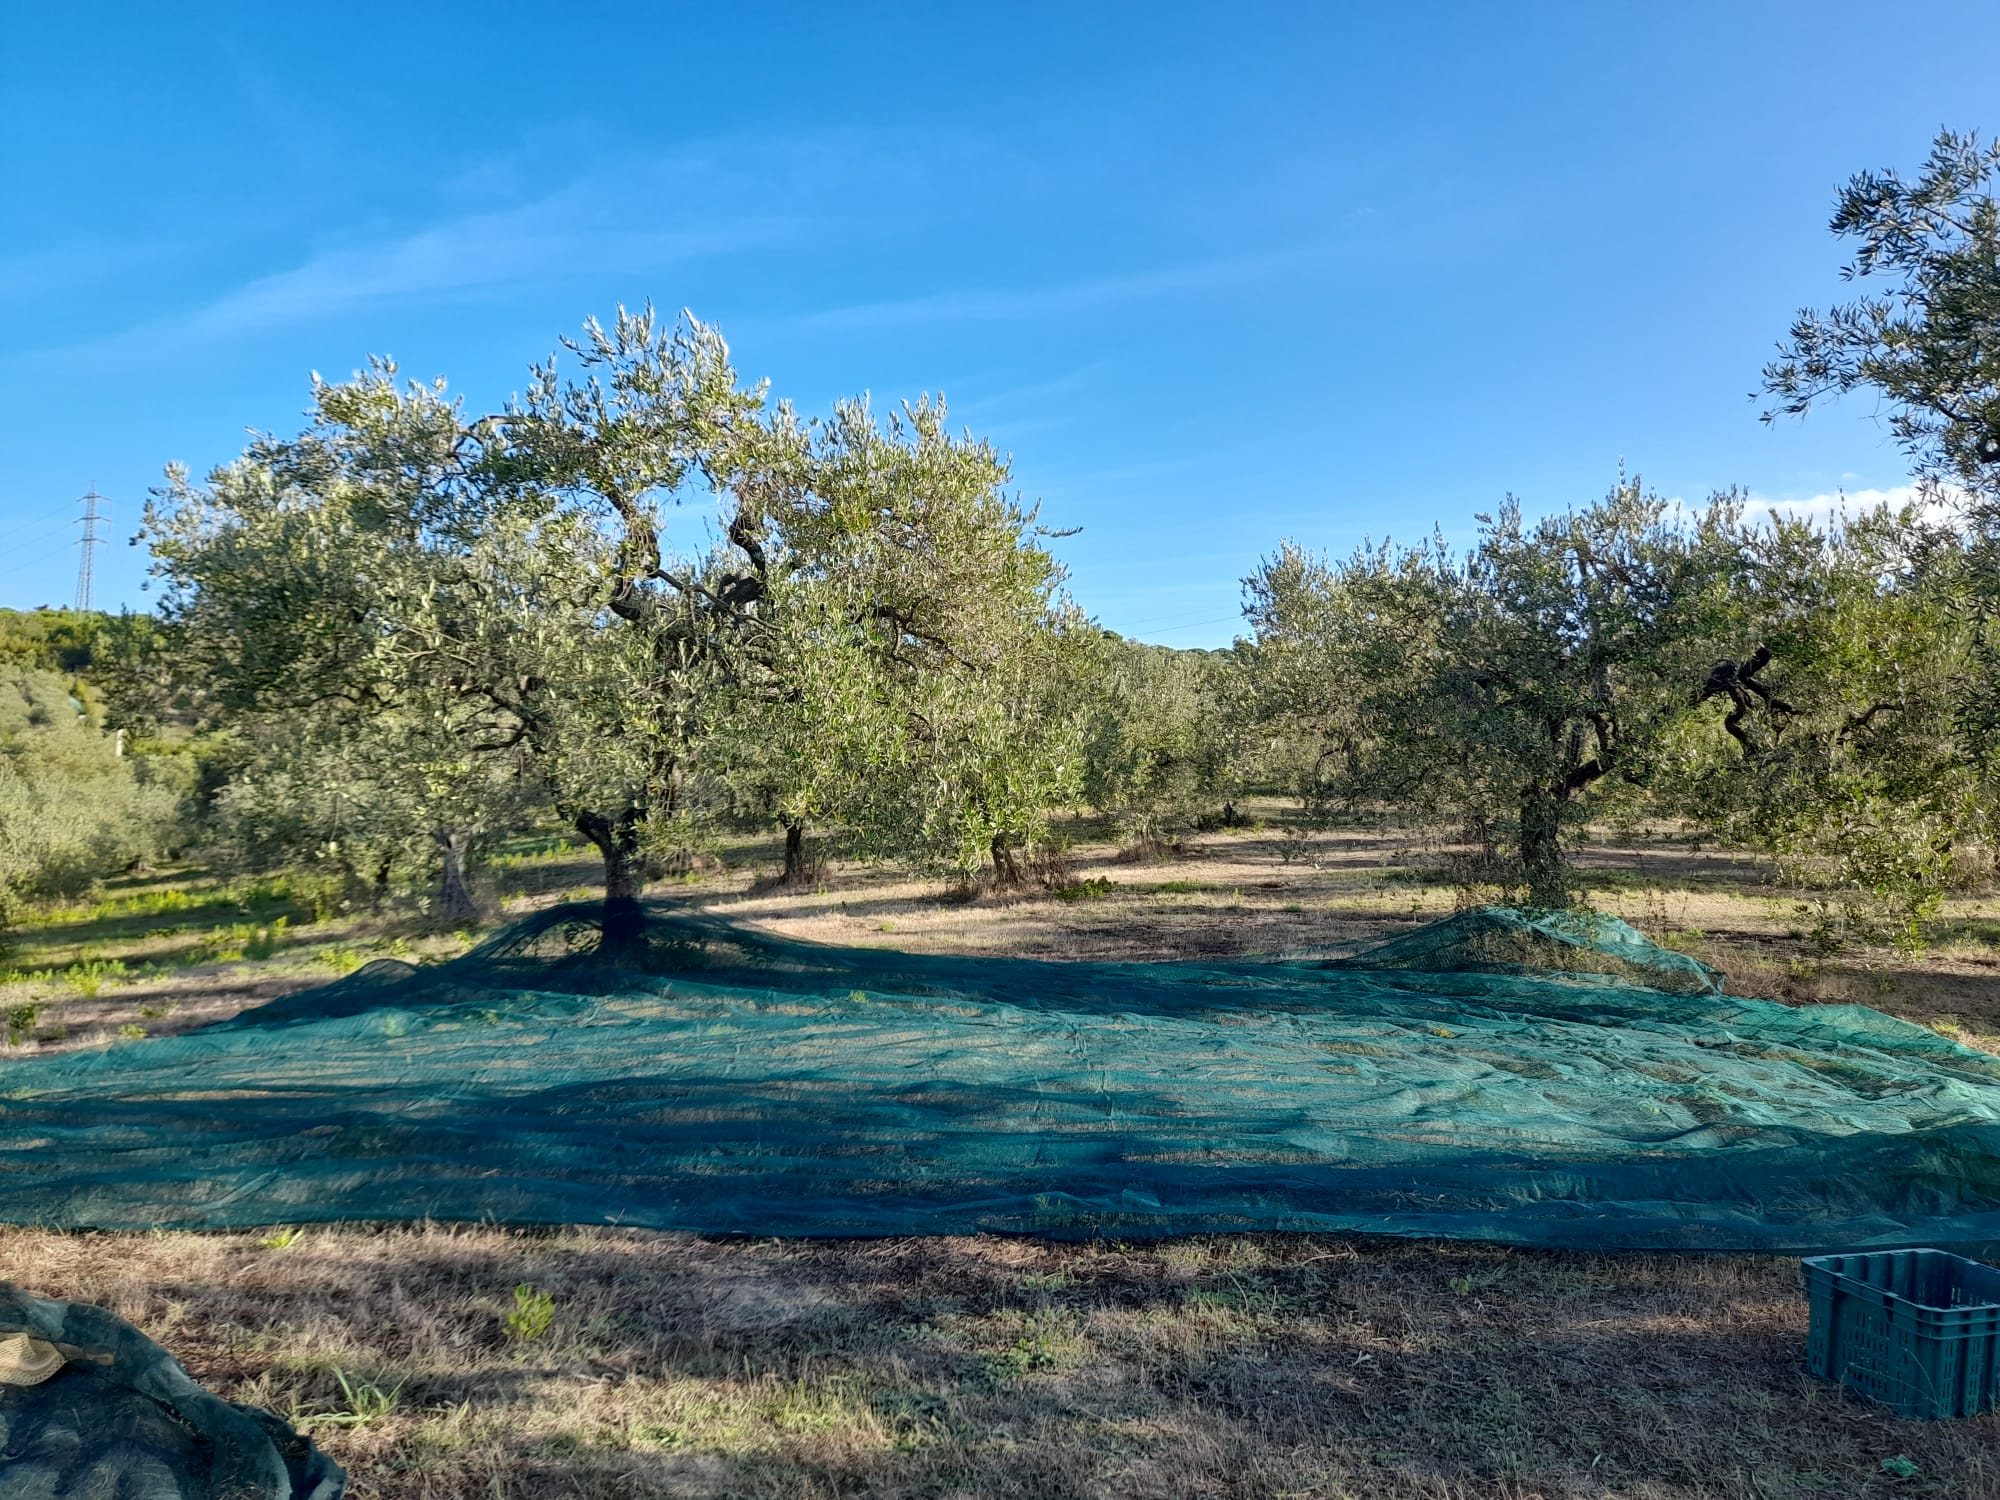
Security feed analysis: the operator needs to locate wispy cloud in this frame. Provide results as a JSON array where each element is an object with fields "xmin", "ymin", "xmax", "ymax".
[
  {"xmin": 793, "ymin": 245, "xmax": 1320, "ymax": 332},
  {"xmin": 0, "ymin": 240, "xmax": 192, "ymax": 302},
  {"xmin": 180, "ymin": 214, "xmax": 762, "ymax": 344},
  {"xmin": 40, "ymin": 133, "xmax": 883, "ymax": 366},
  {"xmin": 73, "ymin": 196, "xmax": 792, "ymax": 361},
  {"xmin": 950, "ymin": 362, "xmax": 1111, "ymax": 420}
]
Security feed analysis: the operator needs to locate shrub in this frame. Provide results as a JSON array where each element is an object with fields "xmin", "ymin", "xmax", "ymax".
[{"xmin": 503, "ymin": 1284, "xmax": 556, "ymax": 1343}]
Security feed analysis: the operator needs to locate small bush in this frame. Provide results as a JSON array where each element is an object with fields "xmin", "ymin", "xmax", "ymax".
[
  {"xmin": 5, "ymin": 1001, "xmax": 41, "ymax": 1045},
  {"xmin": 1024, "ymin": 844, "xmax": 1076, "ymax": 893},
  {"xmin": 317, "ymin": 946, "xmax": 364, "ymax": 975},
  {"xmin": 1113, "ymin": 836, "xmax": 1188, "ymax": 864},
  {"xmin": 503, "ymin": 1284, "xmax": 556, "ymax": 1343}
]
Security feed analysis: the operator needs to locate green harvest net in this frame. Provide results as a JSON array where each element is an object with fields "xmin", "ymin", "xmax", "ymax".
[{"xmin": 5, "ymin": 902, "xmax": 2000, "ymax": 1253}]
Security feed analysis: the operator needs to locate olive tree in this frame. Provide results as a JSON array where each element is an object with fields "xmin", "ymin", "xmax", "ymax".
[
  {"xmin": 1081, "ymin": 637, "xmax": 1245, "ymax": 849},
  {"xmin": 1662, "ymin": 504, "xmax": 1984, "ymax": 949},
  {"xmin": 1245, "ymin": 479, "xmax": 1736, "ymax": 906},
  {"xmin": 699, "ymin": 395, "xmax": 1087, "ymax": 885},
  {"xmin": 1754, "ymin": 127, "xmax": 2000, "ymax": 942},
  {"xmin": 1763, "ymin": 128, "xmax": 2000, "ymax": 514},
  {"xmin": 0, "ymin": 670, "xmax": 182, "ymax": 920},
  {"xmin": 142, "ymin": 362, "xmax": 617, "ymax": 922}
]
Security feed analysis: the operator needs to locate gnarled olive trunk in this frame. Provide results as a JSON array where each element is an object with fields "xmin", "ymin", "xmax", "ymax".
[
  {"xmin": 576, "ymin": 807, "xmax": 646, "ymax": 954},
  {"xmin": 430, "ymin": 828, "xmax": 478, "ymax": 925},
  {"xmin": 1517, "ymin": 787, "xmax": 1570, "ymax": 909}
]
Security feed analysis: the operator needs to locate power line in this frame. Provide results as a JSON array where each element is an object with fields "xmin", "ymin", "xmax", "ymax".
[
  {"xmin": 74, "ymin": 489, "xmax": 106, "ymax": 613},
  {"xmin": 0, "ymin": 510, "xmax": 79, "ymax": 547},
  {"xmin": 0, "ymin": 517, "xmax": 87, "ymax": 568}
]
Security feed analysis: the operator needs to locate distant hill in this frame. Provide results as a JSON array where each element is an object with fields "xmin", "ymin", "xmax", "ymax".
[{"xmin": 0, "ymin": 608, "xmax": 109, "ymax": 674}]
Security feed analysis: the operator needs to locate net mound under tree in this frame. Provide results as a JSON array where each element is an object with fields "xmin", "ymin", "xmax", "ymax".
[{"xmin": 4, "ymin": 903, "xmax": 2000, "ymax": 1252}]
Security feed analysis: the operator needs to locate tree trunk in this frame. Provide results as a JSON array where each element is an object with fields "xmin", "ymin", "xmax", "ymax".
[
  {"xmin": 990, "ymin": 833, "xmax": 1025, "ymax": 890},
  {"xmin": 782, "ymin": 822, "xmax": 809, "ymax": 885},
  {"xmin": 576, "ymin": 807, "xmax": 646, "ymax": 954},
  {"xmin": 1467, "ymin": 814, "xmax": 1496, "ymax": 866},
  {"xmin": 430, "ymin": 828, "xmax": 478, "ymax": 925},
  {"xmin": 1517, "ymin": 787, "xmax": 1570, "ymax": 909},
  {"xmin": 371, "ymin": 854, "xmax": 394, "ymax": 914}
]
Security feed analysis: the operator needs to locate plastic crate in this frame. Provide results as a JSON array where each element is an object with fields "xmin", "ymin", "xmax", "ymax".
[{"xmin": 1802, "ymin": 1249, "xmax": 2000, "ymax": 1419}]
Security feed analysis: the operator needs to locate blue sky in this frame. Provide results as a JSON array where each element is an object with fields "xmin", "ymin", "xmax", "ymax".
[{"xmin": 4, "ymin": 2, "xmax": 1997, "ymax": 645}]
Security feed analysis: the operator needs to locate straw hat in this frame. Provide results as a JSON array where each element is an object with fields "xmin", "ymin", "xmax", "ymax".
[{"xmin": 0, "ymin": 1330, "xmax": 65, "ymax": 1387}]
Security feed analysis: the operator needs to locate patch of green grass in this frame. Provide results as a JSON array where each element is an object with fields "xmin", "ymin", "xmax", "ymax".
[
  {"xmin": 259, "ymin": 1227, "xmax": 304, "ymax": 1250},
  {"xmin": 978, "ymin": 1309, "xmax": 1092, "ymax": 1384},
  {"xmin": 117, "ymin": 1023, "xmax": 146, "ymax": 1041},
  {"xmin": 1018, "ymin": 1269, "xmax": 1074, "ymax": 1292},
  {"xmin": 1053, "ymin": 877, "xmax": 1117, "ymax": 902},
  {"xmin": 293, "ymin": 1368, "xmax": 404, "ymax": 1430},
  {"xmin": 106, "ymin": 887, "xmax": 196, "ymax": 918},
  {"xmin": 64, "ymin": 958, "xmax": 128, "ymax": 998},
  {"xmin": 316, "ymin": 945, "xmax": 365, "ymax": 975},
  {"xmin": 5, "ymin": 1002, "xmax": 42, "ymax": 1045},
  {"xmin": 228, "ymin": 873, "xmax": 337, "ymax": 917},
  {"xmin": 620, "ymin": 1421, "xmax": 689, "ymax": 1450},
  {"xmin": 490, "ymin": 849, "xmax": 559, "ymax": 872},
  {"xmin": 246, "ymin": 917, "xmax": 288, "ymax": 961}
]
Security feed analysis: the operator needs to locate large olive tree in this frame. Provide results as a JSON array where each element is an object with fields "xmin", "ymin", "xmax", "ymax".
[{"xmin": 148, "ymin": 308, "xmax": 1093, "ymax": 933}]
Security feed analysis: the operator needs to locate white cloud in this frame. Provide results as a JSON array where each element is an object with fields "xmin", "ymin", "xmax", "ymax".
[{"xmin": 1740, "ymin": 484, "xmax": 1969, "ymax": 529}]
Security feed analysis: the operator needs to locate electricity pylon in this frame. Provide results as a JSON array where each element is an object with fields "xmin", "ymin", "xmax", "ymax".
[{"xmin": 74, "ymin": 489, "xmax": 106, "ymax": 614}]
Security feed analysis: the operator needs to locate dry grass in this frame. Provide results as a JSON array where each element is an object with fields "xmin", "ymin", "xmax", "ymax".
[
  {"xmin": 6, "ymin": 812, "xmax": 2000, "ymax": 1496},
  {"xmin": 4, "ymin": 1224, "xmax": 1995, "ymax": 1498}
]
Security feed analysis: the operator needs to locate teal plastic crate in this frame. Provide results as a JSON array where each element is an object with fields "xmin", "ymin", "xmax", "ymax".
[{"xmin": 1803, "ymin": 1250, "xmax": 2000, "ymax": 1419}]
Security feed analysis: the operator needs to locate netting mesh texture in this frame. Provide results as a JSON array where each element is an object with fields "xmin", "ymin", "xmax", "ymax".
[{"xmin": 4, "ymin": 902, "xmax": 2000, "ymax": 1253}]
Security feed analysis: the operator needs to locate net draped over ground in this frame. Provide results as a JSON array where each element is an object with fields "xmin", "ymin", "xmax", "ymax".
[{"xmin": 5, "ymin": 904, "xmax": 2000, "ymax": 1252}]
